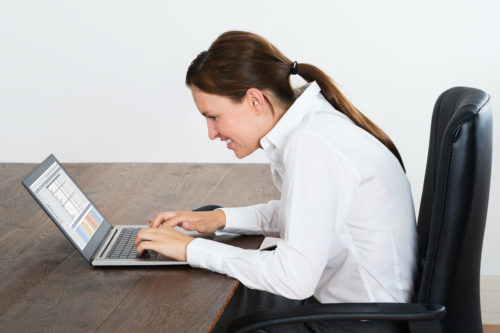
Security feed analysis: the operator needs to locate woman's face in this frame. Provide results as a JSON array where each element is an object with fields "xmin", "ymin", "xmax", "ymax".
[{"xmin": 190, "ymin": 86, "xmax": 268, "ymax": 158}]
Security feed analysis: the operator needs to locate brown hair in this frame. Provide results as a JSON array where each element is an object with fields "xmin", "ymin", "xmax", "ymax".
[{"xmin": 186, "ymin": 31, "xmax": 406, "ymax": 172}]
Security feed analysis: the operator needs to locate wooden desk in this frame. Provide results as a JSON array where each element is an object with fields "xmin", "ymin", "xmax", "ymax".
[{"xmin": 0, "ymin": 163, "xmax": 279, "ymax": 332}]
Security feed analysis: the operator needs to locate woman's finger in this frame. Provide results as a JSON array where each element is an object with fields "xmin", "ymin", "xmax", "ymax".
[
  {"xmin": 163, "ymin": 212, "xmax": 199, "ymax": 228},
  {"xmin": 151, "ymin": 211, "xmax": 177, "ymax": 228},
  {"xmin": 135, "ymin": 240, "xmax": 156, "ymax": 254},
  {"xmin": 134, "ymin": 227, "xmax": 168, "ymax": 246},
  {"xmin": 181, "ymin": 220, "xmax": 198, "ymax": 231}
]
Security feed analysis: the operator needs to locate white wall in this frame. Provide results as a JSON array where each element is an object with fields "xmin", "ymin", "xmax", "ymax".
[{"xmin": 1, "ymin": 0, "xmax": 499, "ymax": 274}]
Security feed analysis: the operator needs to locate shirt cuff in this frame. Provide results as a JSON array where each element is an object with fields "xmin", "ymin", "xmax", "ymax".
[
  {"xmin": 218, "ymin": 207, "xmax": 262, "ymax": 234},
  {"xmin": 187, "ymin": 237, "xmax": 233, "ymax": 274}
]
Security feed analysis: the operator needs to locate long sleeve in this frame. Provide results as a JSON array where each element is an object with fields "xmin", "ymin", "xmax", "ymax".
[
  {"xmin": 187, "ymin": 131, "xmax": 360, "ymax": 300},
  {"xmin": 220, "ymin": 200, "xmax": 280, "ymax": 237}
]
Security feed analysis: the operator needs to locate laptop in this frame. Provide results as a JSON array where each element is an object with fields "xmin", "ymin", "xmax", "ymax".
[{"xmin": 22, "ymin": 154, "xmax": 210, "ymax": 266}]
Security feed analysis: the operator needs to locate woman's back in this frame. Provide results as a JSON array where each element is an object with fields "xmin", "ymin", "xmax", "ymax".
[{"xmin": 284, "ymin": 84, "xmax": 417, "ymax": 303}]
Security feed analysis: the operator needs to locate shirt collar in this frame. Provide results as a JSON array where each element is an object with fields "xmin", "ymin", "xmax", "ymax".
[{"xmin": 260, "ymin": 81, "xmax": 322, "ymax": 153}]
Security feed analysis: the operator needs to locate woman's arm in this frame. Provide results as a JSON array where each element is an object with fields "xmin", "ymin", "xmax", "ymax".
[
  {"xmin": 220, "ymin": 200, "xmax": 281, "ymax": 237},
  {"xmin": 188, "ymin": 131, "xmax": 360, "ymax": 299},
  {"xmin": 145, "ymin": 198, "xmax": 281, "ymax": 237}
]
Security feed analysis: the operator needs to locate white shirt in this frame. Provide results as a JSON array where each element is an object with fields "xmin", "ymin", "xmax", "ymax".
[{"xmin": 187, "ymin": 82, "xmax": 418, "ymax": 303}]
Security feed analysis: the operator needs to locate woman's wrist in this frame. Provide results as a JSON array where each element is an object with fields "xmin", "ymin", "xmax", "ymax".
[
  {"xmin": 184, "ymin": 237, "xmax": 194, "ymax": 262},
  {"xmin": 214, "ymin": 209, "xmax": 226, "ymax": 230}
]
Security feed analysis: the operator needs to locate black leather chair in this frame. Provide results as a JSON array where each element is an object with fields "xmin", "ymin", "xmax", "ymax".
[{"xmin": 197, "ymin": 87, "xmax": 493, "ymax": 333}]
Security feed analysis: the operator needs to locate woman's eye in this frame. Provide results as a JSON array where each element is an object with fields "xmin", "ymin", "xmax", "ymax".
[{"xmin": 208, "ymin": 116, "xmax": 217, "ymax": 120}]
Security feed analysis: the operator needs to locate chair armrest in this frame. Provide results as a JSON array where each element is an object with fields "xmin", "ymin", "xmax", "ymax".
[
  {"xmin": 228, "ymin": 302, "xmax": 445, "ymax": 333},
  {"xmin": 192, "ymin": 204, "xmax": 223, "ymax": 211}
]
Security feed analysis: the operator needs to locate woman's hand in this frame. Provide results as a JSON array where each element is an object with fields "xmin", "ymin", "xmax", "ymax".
[
  {"xmin": 134, "ymin": 225, "xmax": 194, "ymax": 262},
  {"xmin": 136, "ymin": 210, "xmax": 226, "ymax": 261},
  {"xmin": 148, "ymin": 210, "xmax": 226, "ymax": 234}
]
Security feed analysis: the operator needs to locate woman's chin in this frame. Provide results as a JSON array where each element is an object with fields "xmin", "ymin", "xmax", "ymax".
[
  {"xmin": 233, "ymin": 149, "xmax": 247, "ymax": 159},
  {"xmin": 234, "ymin": 151, "xmax": 245, "ymax": 159},
  {"xmin": 233, "ymin": 148, "xmax": 256, "ymax": 159}
]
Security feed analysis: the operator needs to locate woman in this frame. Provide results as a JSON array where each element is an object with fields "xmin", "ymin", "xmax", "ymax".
[{"xmin": 135, "ymin": 31, "xmax": 417, "ymax": 332}]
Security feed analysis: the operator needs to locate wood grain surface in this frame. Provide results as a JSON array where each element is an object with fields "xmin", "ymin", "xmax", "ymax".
[{"xmin": 0, "ymin": 163, "xmax": 279, "ymax": 332}]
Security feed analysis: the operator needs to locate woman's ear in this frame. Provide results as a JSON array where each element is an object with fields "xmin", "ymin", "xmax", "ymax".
[{"xmin": 245, "ymin": 88, "xmax": 266, "ymax": 115}]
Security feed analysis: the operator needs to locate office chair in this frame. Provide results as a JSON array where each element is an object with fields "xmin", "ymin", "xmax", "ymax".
[{"xmin": 196, "ymin": 87, "xmax": 493, "ymax": 333}]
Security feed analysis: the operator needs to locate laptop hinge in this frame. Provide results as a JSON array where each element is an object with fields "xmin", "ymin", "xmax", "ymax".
[{"xmin": 92, "ymin": 228, "xmax": 118, "ymax": 260}]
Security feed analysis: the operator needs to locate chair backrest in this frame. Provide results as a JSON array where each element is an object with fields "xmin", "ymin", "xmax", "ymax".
[{"xmin": 416, "ymin": 87, "xmax": 492, "ymax": 332}]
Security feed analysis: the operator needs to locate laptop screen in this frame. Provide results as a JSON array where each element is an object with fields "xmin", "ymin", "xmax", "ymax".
[
  {"xmin": 29, "ymin": 161, "xmax": 104, "ymax": 250},
  {"xmin": 22, "ymin": 154, "xmax": 112, "ymax": 263}
]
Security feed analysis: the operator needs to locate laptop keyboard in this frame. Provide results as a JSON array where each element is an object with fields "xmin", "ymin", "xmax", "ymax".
[{"xmin": 105, "ymin": 228, "xmax": 158, "ymax": 259}]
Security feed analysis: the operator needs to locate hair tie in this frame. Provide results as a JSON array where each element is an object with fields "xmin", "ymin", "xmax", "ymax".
[{"xmin": 291, "ymin": 61, "xmax": 298, "ymax": 75}]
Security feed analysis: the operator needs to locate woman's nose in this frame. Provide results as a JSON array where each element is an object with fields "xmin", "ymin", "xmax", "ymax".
[{"xmin": 207, "ymin": 120, "xmax": 218, "ymax": 140}]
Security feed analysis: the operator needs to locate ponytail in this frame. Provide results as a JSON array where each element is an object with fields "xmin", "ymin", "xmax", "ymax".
[{"xmin": 296, "ymin": 63, "xmax": 406, "ymax": 172}]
